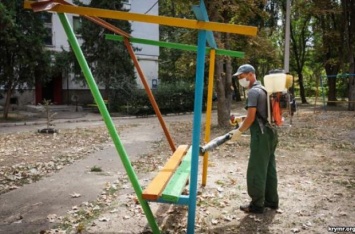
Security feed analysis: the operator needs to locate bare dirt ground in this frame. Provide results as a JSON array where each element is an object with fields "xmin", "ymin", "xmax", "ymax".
[{"xmin": 0, "ymin": 103, "xmax": 354, "ymax": 234}]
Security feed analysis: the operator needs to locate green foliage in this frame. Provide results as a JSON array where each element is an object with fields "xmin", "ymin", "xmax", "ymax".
[
  {"xmin": 0, "ymin": 0, "xmax": 51, "ymax": 89},
  {"xmin": 154, "ymin": 81, "xmax": 196, "ymax": 114},
  {"xmin": 114, "ymin": 81, "xmax": 197, "ymax": 115},
  {"xmin": 318, "ymin": 75, "xmax": 351, "ymax": 99},
  {"xmin": 50, "ymin": 50, "xmax": 73, "ymax": 77},
  {"xmin": 0, "ymin": 0, "xmax": 52, "ymax": 119},
  {"xmin": 158, "ymin": 1, "xmax": 196, "ymax": 83},
  {"xmin": 119, "ymin": 89, "xmax": 155, "ymax": 115},
  {"xmin": 72, "ymin": 0, "xmax": 137, "ymax": 96}
]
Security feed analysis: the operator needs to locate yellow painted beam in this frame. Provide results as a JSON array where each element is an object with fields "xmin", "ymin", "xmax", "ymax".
[
  {"xmin": 202, "ymin": 49, "xmax": 216, "ymax": 186},
  {"xmin": 24, "ymin": 1, "xmax": 257, "ymax": 36}
]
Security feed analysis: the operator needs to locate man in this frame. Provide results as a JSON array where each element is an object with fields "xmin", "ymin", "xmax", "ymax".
[{"xmin": 230, "ymin": 64, "xmax": 279, "ymax": 214}]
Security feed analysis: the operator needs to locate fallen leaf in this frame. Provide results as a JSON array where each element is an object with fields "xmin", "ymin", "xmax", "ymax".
[
  {"xmin": 47, "ymin": 214, "xmax": 57, "ymax": 223},
  {"xmin": 99, "ymin": 217, "xmax": 110, "ymax": 222},
  {"xmin": 70, "ymin": 193, "xmax": 81, "ymax": 198},
  {"xmin": 93, "ymin": 205, "xmax": 100, "ymax": 211},
  {"xmin": 340, "ymin": 212, "xmax": 347, "ymax": 216},
  {"xmin": 211, "ymin": 219, "xmax": 219, "ymax": 225}
]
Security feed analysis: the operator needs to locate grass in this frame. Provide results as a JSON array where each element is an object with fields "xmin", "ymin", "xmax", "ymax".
[
  {"xmin": 90, "ymin": 166, "xmax": 102, "ymax": 172},
  {"xmin": 0, "ymin": 113, "xmax": 27, "ymax": 123}
]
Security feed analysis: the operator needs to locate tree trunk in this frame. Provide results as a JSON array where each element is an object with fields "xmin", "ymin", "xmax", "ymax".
[
  {"xmin": 224, "ymin": 34, "xmax": 233, "ymax": 113},
  {"xmin": 324, "ymin": 62, "xmax": 339, "ymax": 106},
  {"xmin": 327, "ymin": 76, "xmax": 337, "ymax": 106},
  {"xmin": 349, "ymin": 74, "xmax": 355, "ymax": 111},
  {"xmin": 3, "ymin": 84, "xmax": 13, "ymax": 120},
  {"xmin": 232, "ymin": 76, "xmax": 242, "ymax": 101},
  {"xmin": 344, "ymin": 0, "xmax": 355, "ymax": 111},
  {"xmin": 298, "ymin": 73, "xmax": 308, "ymax": 103},
  {"xmin": 348, "ymin": 25, "xmax": 355, "ymax": 111},
  {"xmin": 215, "ymin": 31, "xmax": 234, "ymax": 128},
  {"xmin": 206, "ymin": 2, "xmax": 232, "ymax": 128},
  {"xmin": 216, "ymin": 59, "xmax": 230, "ymax": 127}
]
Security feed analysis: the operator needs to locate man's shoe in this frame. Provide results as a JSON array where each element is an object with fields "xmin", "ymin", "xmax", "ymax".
[
  {"xmin": 240, "ymin": 204, "xmax": 264, "ymax": 214},
  {"xmin": 264, "ymin": 203, "xmax": 279, "ymax": 210},
  {"xmin": 265, "ymin": 205, "xmax": 278, "ymax": 210}
]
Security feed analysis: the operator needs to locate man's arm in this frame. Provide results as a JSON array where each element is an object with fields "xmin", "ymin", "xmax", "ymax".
[
  {"xmin": 238, "ymin": 107, "xmax": 256, "ymax": 132},
  {"xmin": 229, "ymin": 107, "xmax": 257, "ymax": 141}
]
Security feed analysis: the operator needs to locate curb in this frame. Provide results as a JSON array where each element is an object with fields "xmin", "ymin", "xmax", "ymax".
[
  {"xmin": 0, "ymin": 118, "xmax": 103, "ymax": 128},
  {"xmin": 0, "ymin": 111, "xmax": 196, "ymax": 128}
]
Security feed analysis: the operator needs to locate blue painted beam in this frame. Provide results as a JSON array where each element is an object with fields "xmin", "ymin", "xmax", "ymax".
[
  {"xmin": 187, "ymin": 29, "xmax": 207, "ymax": 234},
  {"xmin": 192, "ymin": 1, "xmax": 217, "ymax": 49}
]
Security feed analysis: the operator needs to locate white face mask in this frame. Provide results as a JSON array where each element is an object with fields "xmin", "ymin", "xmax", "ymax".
[{"xmin": 239, "ymin": 78, "xmax": 250, "ymax": 88}]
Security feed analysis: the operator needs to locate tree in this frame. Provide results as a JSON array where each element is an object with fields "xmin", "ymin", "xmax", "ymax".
[
  {"xmin": 206, "ymin": 1, "xmax": 234, "ymax": 128},
  {"xmin": 207, "ymin": 0, "xmax": 280, "ymax": 127},
  {"xmin": 311, "ymin": 0, "xmax": 355, "ymax": 110},
  {"xmin": 0, "ymin": 0, "xmax": 51, "ymax": 119},
  {"xmin": 341, "ymin": 0, "xmax": 355, "ymax": 111},
  {"xmin": 287, "ymin": 0, "xmax": 313, "ymax": 104},
  {"xmin": 73, "ymin": 0, "xmax": 136, "ymax": 102},
  {"xmin": 159, "ymin": 1, "xmax": 196, "ymax": 82},
  {"xmin": 312, "ymin": 0, "xmax": 343, "ymax": 106},
  {"xmin": 159, "ymin": 0, "xmax": 282, "ymax": 127}
]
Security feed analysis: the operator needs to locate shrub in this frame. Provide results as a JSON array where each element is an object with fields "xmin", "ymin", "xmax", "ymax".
[{"xmin": 112, "ymin": 81, "xmax": 202, "ymax": 116}]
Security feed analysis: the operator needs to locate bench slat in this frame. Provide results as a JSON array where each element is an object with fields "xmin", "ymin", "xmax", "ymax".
[
  {"xmin": 161, "ymin": 147, "xmax": 192, "ymax": 202},
  {"xmin": 142, "ymin": 145, "xmax": 189, "ymax": 201}
]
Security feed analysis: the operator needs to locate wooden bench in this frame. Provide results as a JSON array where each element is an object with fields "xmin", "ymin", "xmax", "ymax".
[{"xmin": 142, "ymin": 145, "xmax": 192, "ymax": 202}]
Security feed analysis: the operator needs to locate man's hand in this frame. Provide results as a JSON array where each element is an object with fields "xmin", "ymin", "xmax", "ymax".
[
  {"xmin": 230, "ymin": 115, "xmax": 246, "ymax": 127},
  {"xmin": 229, "ymin": 129, "xmax": 243, "ymax": 141}
]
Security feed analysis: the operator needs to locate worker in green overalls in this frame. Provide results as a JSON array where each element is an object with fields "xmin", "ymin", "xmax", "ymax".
[{"xmin": 230, "ymin": 64, "xmax": 279, "ymax": 214}]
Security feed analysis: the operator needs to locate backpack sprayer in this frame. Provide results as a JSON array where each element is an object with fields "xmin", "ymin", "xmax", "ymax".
[
  {"xmin": 200, "ymin": 132, "xmax": 232, "ymax": 154},
  {"xmin": 264, "ymin": 70, "xmax": 296, "ymax": 125},
  {"xmin": 200, "ymin": 70, "xmax": 297, "ymax": 154}
]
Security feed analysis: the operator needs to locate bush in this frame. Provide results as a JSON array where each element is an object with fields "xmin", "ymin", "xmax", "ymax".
[
  {"xmin": 155, "ymin": 81, "xmax": 195, "ymax": 114},
  {"xmin": 113, "ymin": 81, "xmax": 200, "ymax": 116}
]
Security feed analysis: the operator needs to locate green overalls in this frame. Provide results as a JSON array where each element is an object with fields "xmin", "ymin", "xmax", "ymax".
[{"xmin": 248, "ymin": 120, "xmax": 279, "ymax": 208}]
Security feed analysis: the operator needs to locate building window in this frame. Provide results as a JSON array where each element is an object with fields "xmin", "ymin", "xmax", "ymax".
[
  {"xmin": 41, "ymin": 12, "xmax": 53, "ymax": 46},
  {"xmin": 73, "ymin": 16, "xmax": 82, "ymax": 35},
  {"xmin": 152, "ymin": 79, "xmax": 158, "ymax": 89},
  {"xmin": 122, "ymin": 0, "xmax": 131, "ymax": 10},
  {"xmin": 40, "ymin": 12, "xmax": 52, "ymax": 24},
  {"xmin": 43, "ymin": 27, "xmax": 53, "ymax": 46}
]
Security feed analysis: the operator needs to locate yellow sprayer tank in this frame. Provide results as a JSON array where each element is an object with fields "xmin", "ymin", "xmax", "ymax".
[
  {"xmin": 286, "ymin": 74, "xmax": 293, "ymax": 89},
  {"xmin": 263, "ymin": 73, "xmax": 287, "ymax": 93}
]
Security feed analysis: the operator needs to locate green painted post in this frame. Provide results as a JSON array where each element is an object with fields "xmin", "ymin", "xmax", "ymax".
[
  {"xmin": 105, "ymin": 34, "xmax": 245, "ymax": 58},
  {"xmin": 57, "ymin": 13, "xmax": 160, "ymax": 234}
]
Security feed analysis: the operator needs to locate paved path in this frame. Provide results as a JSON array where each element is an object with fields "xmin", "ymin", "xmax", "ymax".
[
  {"xmin": 0, "ymin": 122, "xmax": 163, "ymax": 233},
  {"xmin": 0, "ymin": 111, "xmax": 200, "ymax": 233}
]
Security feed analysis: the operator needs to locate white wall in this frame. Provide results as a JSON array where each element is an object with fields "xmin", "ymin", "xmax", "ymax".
[
  {"xmin": 52, "ymin": 0, "xmax": 159, "ymax": 90},
  {"xmin": 130, "ymin": 0, "xmax": 159, "ymax": 56},
  {"xmin": 130, "ymin": 0, "xmax": 159, "ymax": 89}
]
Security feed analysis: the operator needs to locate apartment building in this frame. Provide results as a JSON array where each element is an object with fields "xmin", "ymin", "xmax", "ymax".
[{"xmin": 35, "ymin": 0, "xmax": 159, "ymax": 105}]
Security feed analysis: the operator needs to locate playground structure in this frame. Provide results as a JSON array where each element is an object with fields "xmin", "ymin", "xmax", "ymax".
[{"xmin": 24, "ymin": 1, "xmax": 257, "ymax": 233}]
